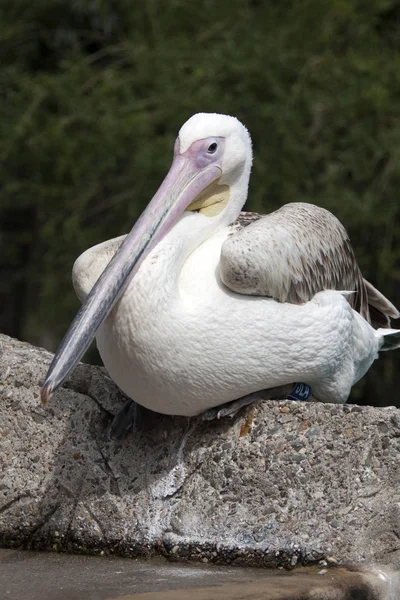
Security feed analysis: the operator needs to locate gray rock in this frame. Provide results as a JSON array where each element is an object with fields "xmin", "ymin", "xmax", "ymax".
[{"xmin": 0, "ymin": 333, "xmax": 399, "ymax": 569}]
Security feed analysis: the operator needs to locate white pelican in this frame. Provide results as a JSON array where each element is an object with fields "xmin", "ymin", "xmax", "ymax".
[{"xmin": 41, "ymin": 113, "xmax": 400, "ymax": 424}]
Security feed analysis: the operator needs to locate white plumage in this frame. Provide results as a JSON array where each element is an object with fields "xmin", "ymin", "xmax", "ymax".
[
  {"xmin": 70, "ymin": 114, "xmax": 399, "ymax": 416},
  {"xmin": 42, "ymin": 113, "xmax": 400, "ymax": 414}
]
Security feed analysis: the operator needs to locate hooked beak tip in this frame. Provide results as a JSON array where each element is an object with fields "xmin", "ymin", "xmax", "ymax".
[{"xmin": 40, "ymin": 381, "xmax": 52, "ymax": 406}]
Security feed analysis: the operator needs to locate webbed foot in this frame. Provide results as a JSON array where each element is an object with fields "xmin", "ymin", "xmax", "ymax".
[
  {"xmin": 202, "ymin": 383, "xmax": 305, "ymax": 421},
  {"xmin": 109, "ymin": 399, "xmax": 146, "ymax": 439}
]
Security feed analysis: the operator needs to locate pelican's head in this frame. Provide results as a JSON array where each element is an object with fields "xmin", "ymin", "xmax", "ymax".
[
  {"xmin": 41, "ymin": 114, "xmax": 253, "ymax": 404},
  {"xmin": 177, "ymin": 113, "xmax": 252, "ymax": 223}
]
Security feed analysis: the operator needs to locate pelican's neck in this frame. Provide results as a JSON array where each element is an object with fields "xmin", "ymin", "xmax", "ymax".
[
  {"xmin": 136, "ymin": 173, "xmax": 249, "ymax": 301},
  {"xmin": 168, "ymin": 170, "xmax": 249, "ymax": 260}
]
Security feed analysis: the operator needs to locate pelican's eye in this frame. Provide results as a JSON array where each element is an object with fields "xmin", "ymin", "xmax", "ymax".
[{"xmin": 207, "ymin": 142, "xmax": 218, "ymax": 154}]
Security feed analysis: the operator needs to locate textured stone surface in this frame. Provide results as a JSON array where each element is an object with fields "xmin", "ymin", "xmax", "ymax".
[{"xmin": 0, "ymin": 333, "xmax": 399, "ymax": 569}]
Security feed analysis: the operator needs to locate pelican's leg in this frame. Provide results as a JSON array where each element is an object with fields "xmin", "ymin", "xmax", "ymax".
[
  {"xmin": 202, "ymin": 384, "xmax": 295, "ymax": 420},
  {"xmin": 109, "ymin": 399, "xmax": 147, "ymax": 439}
]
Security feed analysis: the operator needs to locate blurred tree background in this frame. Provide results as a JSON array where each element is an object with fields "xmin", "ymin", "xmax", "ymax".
[{"xmin": 0, "ymin": 0, "xmax": 399, "ymax": 406}]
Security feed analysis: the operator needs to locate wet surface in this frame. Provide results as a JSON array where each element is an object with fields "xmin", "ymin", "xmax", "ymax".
[
  {"xmin": 0, "ymin": 549, "xmax": 390, "ymax": 599},
  {"xmin": 0, "ymin": 549, "xmax": 268, "ymax": 599}
]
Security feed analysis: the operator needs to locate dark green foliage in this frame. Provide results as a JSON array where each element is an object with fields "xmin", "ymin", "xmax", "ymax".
[{"xmin": 1, "ymin": 0, "xmax": 399, "ymax": 405}]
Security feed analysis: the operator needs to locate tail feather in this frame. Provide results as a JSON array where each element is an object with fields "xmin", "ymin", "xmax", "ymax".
[
  {"xmin": 378, "ymin": 328, "xmax": 400, "ymax": 351},
  {"xmin": 364, "ymin": 279, "xmax": 400, "ymax": 328}
]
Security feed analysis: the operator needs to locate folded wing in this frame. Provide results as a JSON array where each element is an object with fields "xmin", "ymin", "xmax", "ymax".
[{"xmin": 220, "ymin": 203, "xmax": 398, "ymax": 328}]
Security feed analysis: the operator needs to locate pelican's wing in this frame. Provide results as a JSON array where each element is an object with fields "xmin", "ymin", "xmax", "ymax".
[
  {"xmin": 221, "ymin": 203, "xmax": 397, "ymax": 327},
  {"xmin": 363, "ymin": 279, "xmax": 399, "ymax": 327},
  {"xmin": 72, "ymin": 235, "xmax": 127, "ymax": 303}
]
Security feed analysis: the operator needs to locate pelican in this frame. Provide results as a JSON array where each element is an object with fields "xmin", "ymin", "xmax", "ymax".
[{"xmin": 41, "ymin": 113, "xmax": 400, "ymax": 424}]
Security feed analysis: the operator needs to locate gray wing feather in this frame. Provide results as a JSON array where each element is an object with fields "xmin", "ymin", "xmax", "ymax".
[
  {"xmin": 363, "ymin": 279, "xmax": 399, "ymax": 328},
  {"xmin": 221, "ymin": 203, "xmax": 372, "ymax": 320}
]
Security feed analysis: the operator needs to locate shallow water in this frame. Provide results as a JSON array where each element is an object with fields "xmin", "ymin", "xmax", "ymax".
[{"xmin": 0, "ymin": 548, "xmax": 396, "ymax": 599}]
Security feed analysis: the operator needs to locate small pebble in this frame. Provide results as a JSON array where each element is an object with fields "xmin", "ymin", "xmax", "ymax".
[
  {"xmin": 330, "ymin": 519, "xmax": 340, "ymax": 529},
  {"xmin": 293, "ymin": 453, "xmax": 306, "ymax": 462}
]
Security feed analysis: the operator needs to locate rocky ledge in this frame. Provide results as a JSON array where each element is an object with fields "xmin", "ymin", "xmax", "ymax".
[{"xmin": 0, "ymin": 333, "xmax": 399, "ymax": 570}]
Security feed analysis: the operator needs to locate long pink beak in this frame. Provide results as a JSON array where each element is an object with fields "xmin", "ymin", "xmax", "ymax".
[{"xmin": 41, "ymin": 147, "xmax": 221, "ymax": 404}]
